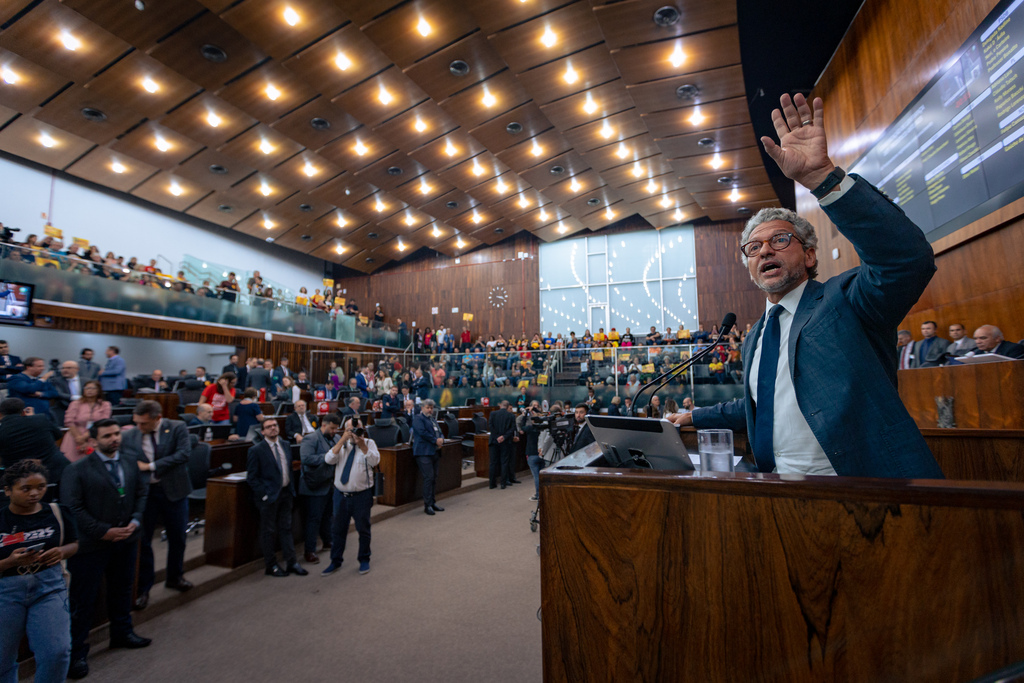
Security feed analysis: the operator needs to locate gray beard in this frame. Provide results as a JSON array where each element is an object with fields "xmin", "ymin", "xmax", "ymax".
[{"xmin": 752, "ymin": 268, "xmax": 806, "ymax": 294}]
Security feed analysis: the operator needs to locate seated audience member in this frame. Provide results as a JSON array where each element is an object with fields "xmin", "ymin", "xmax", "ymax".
[
  {"xmin": 401, "ymin": 399, "xmax": 418, "ymax": 422},
  {"xmin": 143, "ymin": 370, "xmax": 169, "ymax": 393},
  {"xmin": 246, "ymin": 420, "xmax": 307, "ymax": 577},
  {"xmin": 233, "ymin": 388, "xmax": 265, "ymax": 437},
  {"xmin": 647, "ymin": 395, "xmax": 662, "ymax": 419},
  {"xmin": 585, "ymin": 387, "xmax": 602, "ymax": 414},
  {"xmin": 322, "ymin": 416, "xmax": 379, "ymax": 575},
  {"xmin": 61, "ymin": 381, "xmax": 112, "ymax": 462},
  {"xmin": 299, "ymin": 414, "xmax": 340, "ymax": 565},
  {"xmin": 185, "ymin": 403, "xmax": 217, "ymax": 426},
  {"xmin": 970, "ymin": 325, "xmax": 1024, "ymax": 359},
  {"xmin": 607, "ymin": 395, "xmax": 623, "ymax": 416},
  {"xmin": 295, "ymin": 372, "xmax": 310, "ymax": 391},
  {"xmin": 620, "ymin": 328, "xmax": 635, "ymax": 347},
  {"xmin": 663, "ymin": 398, "xmax": 681, "ymax": 420},
  {"xmin": 199, "ymin": 372, "xmax": 236, "ymax": 424},
  {"xmin": 194, "ymin": 367, "xmax": 213, "ymax": 386},
  {"xmin": 0, "ymin": 398, "xmax": 69, "ymax": 489},
  {"xmin": 340, "ymin": 396, "xmax": 362, "ymax": 420},
  {"xmin": 273, "ymin": 376, "xmax": 300, "ymax": 409},
  {"xmin": 62, "ymin": 420, "xmax": 152, "ymax": 679},
  {"xmin": 381, "ymin": 385, "xmax": 402, "ymax": 419},
  {"xmin": 645, "ymin": 326, "xmax": 662, "ymax": 345},
  {"xmin": 285, "ymin": 400, "xmax": 318, "ymax": 443},
  {"xmin": 0, "ymin": 459, "xmax": 79, "ymax": 683},
  {"xmin": 7, "ymin": 357, "xmax": 58, "ymax": 419},
  {"xmin": 946, "ymin": 322, "xmax": 977, "ymax": 356}
]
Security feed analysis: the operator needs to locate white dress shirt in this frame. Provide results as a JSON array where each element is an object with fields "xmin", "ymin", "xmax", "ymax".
[
  {"xmin": 68, "ymin": 375, "xmax": 82, "ymax": 401},
  {"xmin": 297, "ymin": 412, "xmax": 315, "ymax": 435},
  {"xmin": 325, "ymin": 438, "xmax": 380, "ymax": 493},
  {"xmin": 746, "ymin": 281, "xmax": 837, "ymax": 476}
]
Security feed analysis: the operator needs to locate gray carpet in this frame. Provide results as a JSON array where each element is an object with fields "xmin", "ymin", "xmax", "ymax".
[{"xmin": 81, "ymin": 484, "xmax": 543, "ymax": 683}]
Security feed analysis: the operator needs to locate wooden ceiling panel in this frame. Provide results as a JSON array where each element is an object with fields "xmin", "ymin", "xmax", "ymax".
[
  {"xmin": 345, "ymin": 223, "xmax": 397, "ymax": 250},
  {"xmin": 593, "ymin": 0, "xmax": 737, "ymax": 51},
  {"xmin": 174, "ymin": 148, "xmax": 256, "ymax": 191},
  {"xmin": 469, "ymin": 218, "xmax": 521, "ymax": 245},
  {"xmin": 615, "ymin": 172, "xmax": 685, "ymax": 202},
  {"xmin": 531, "ymin": 215, "xmax": 586, "ymax": 242},
  {"xmin": 148, "ymin": 14, "xmax": 267, "ymax": 90},
  {"xmin": 34, "ymin": 86, "xmax": 144, "ymax": 145},
  {"xmin": 272, "ymin": 226, "xmax": 332, "ymax": 254},
  {"xmin": 390, "ymin": 170, "xmax": 455, "ymax": 206},
  {"xmin": 403, "ymin": 32, "xmax": 506, "ymax": 102},
  {"xmin": 583, "ymin": 133, "xmax": 661, "ymax": 172},
  {"xmin": 224, "ymin": 172, "xmax": 298, "ymax": 209},
  {"xmin": 185, "ymin": 191, "xmax": 259, "ymax": 228},
  {"xmin": 410, "ymin": 221, "xmax": 456, "ymax": 248},
  {"xmin": 487, "ymin": 2, "xmax": 605, "ymax": 74},
  {"xmin": 130, "ymin": 171, "xmax": 210, "ymax": 213},
  {"xmin": 0, "ymin": 48, "xmax": 70, "ymax": 114},
  {"xmin": 469, "ymin": 100, "xmax": 553, "ymax": 154},
  {"xmin": 353, "ymin": 151, "xmax": 430, "ymax": 191},
  {"xmin": 434, "ymin": 232, "xmax": 482, "ymax": 258},
  {"xmin": 310, "ymin": 237, "xmax": 357, "ymax": 264},
  {"xmin": 543, "ymin": 168, "xmax": 606, "ymax": 204},
  {"xmin": 318, "ymin": 127, "xmax": 397, "ymax": 171},
  {"xmin": 626, "ymin": 64, "xmax": 745, "ymax": 114},
  {"xmin": 490, "ymin": 188, "xmax": 551, "ymax": 221},
  {"xmin": 370, "ymin": 100, "xmax": 459, "ymax": 153},
  {"xmin": 642, "ymin": 203, "xmax": 706, "ymax": 228},
  {"xmin": 418, "ymin": 189, "xmax": 481, "ymax": 221},
  {"xmin": 232, "ymin": 209, "xmax": 297, "ymax": 242},
  {"xmin": 539, "ymin": 79, "xmax": 635, "ymax": 131},
  {"xmin": 159, "ymin": 93, "xmax": 258, "ymax": 148},
  {"xmin": 377, "ymin": 206, "xmax": 434, "ymax": 235},
  {"xmin": 612, "ymin": 27, "xmax": 741, "ymax": 85},
  {"xmin": 447, "ymin": 205, "xmax": 499, "ymax": 232},
  {"xmin": 578, "ymin": 200, "xmax": 630, "ymax": 231},
  {"xmin": 408, "ymin": 128, "xmax": 486, "ymax": 172},
  {"xmin": 64, "ymin": 147, "xmax": 159, "ymax": 193},
  {"xmin": 559, "ymin": 185, "xmax": 623, "ymax": 217},
  {"xmin": 220, "ymin": 0, "xmax": 348, "ymax": 61},
  {"xmin": 331, "ymin": 66, "xmax": 429, "ymax": 128},
  {"xmin": 342, "ymin": 248, "xmax": 391, "ymax": 273},
  {"xmin": 692, "ymin": 182, "xmax": 776, "ymax": 208},
  {"xmin": 704, "ymin": 200, "xmax": 777, "ymax": 222},
  {"xmin": 361, "ymin": 0, "xmax": 478, "ymax": 69},
  {"xmin": 681, "ymin": 165, "xmax": 771, "ymax": 194},
  {"xmin": 308, "ymin": 208, "xmax": 366, "ymax": 238},
  {"xmin": 656, "ymin": 123, "xmax": 757, "ymax": 159},
  {"xmin": 437, "ymin": 152, "xmax": 508, "ymax": 192},
  {"xmin": 273, "ymin": 192, "xmax": 336, "ymax": 224},
  {"xmin": 670, "ymin": 145, "xmax": 764, "ymax": 177},
  {"xmin": 348, "ymin": 191, "xmax": 407, "ymax": 223},
  {"xmin": 642, "ymin": 96, "xmax": 752, "ymax": 139},
  {"xmin": 331, "ymin": 0, "xmax": 403, "ymax": 27},
  {"xmin": 518, "ymin": 150, "xmax": 590, "ymax": 190},
  {"xmin": 306, "ymin": 173, "xmax": 376, "ymax": 208},
  {"xmin": 439, "ymin": 70, "xmax": 530, "ymax": 131},
  {"xmin": 467, "ymin": 0, "xmax": 575, "ymax": 35},
  {"xmin": 371, "ymin": 236, "xmax": 421, "ymax": 261},
  {"xmin": 282, "ymin": 25, "xmax": 393, "ymax": 99},
  {"xmin": 273, "ymin": 151, "xmax": 343, "ymax": 191},
  {"xmin": 85, "ymin": 52, "xmax": 201, "ymax": 119},
  {"xmin": 218, "ymin": 62, "xmax": 319, "ymax": 125},
  {"xmin": 560, "ymin": 108, "xmax": 649, "ymax": 154},
  {"xmin": 629, "ymin": 188, "xmax": 696, "ymax": 215},
  {"xmin": 600, "ymin": 154, "xmax": 675, "ymax": 187},
  {"xmin": 512, "ymin": 202, "xmax": 572, "ymax": 231},
  {"xmin": 271, "ymin": 97, "xmax": 360, "ymax": 150},
  {"xmin": 0, "ymin": 0, "xmax": 36, "ymax": 26},
  {"xmin": 0, "ymin": 0, "xmax": 131, "ymax": 81},
  {"xmin": 109, "ymin": 121, "xmax": 203, "ymax": 169},
  {"xmin": 496, "ymin": 127, "xmax": 573, "ymax": 174},
  {"xmin": 61, "ymin": 0, "xmax": 206, "ymax": 51},
  {"xmin": 514, "ymin": 45, "xmax": 620, "ymax": 105},
  {"xmin": 218, "ymin": 123, "xmax": 304, "ymax": 171}
]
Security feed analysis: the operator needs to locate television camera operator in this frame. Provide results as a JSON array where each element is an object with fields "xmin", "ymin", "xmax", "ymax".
[{"xmin": 521, "ymin": 404, "xmax": 576, "ymax": 500}]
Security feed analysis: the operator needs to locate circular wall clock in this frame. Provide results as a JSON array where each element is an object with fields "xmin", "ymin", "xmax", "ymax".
[{"xmin": 488, "ymin": 285, "xmax": 509, "ymax": 308}]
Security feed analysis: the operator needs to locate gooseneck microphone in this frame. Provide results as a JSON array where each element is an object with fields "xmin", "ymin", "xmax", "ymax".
[{"xmin": 632, "ymin": 312, "xmax": 736, "ymax": 417}]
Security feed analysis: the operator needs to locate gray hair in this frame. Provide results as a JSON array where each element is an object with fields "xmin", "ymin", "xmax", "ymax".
[
  {"xmin": 741, "ymin": 207, "xmax": 818, "ymax": 280},
  {"xmin": 421, "ymin": 399, "xmax": 436, "ymax": 408},
  {"xmin": 897, "ymin": 329, "xmax": 912, "ymax": 338}
]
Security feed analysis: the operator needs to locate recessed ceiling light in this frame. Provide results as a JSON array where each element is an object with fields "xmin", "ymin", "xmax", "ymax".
[
  {"xmin": 583, "ymin": 92, "xmax": 598, "ymax": 115},
  {"xmin": 432, "ymin": 225, "xmax": 441, "ymax": 237},
  {"xmin": 530, "ymin": 139, "xmax": 543, "ymax": 157},
  {"xmin": 669, "ymin": 43, "xmax": 686, "ymax": 68},
  {"xmin": 303, "ymin": 162, "xmax": 317, "ymax": 177},
  {"xmin": 673, "ymin": 208, "xmax": 685, "ymax": 221},
  {"xmin": 259, "ymin": 139, "xmax": 274, "ymax": 154},
  {"xmin": 398, "ymin": 239, "xmax": 407, "ymax": 252},
  {"xmin": 564, "ymin": 63, "xmax": 578, "ymax": 84},
  {"xmin": 110, "ymin": 161, "xmax": 126, "ymax": 174},
  {"xmin": 405, "ymin": 213, "xmax": 416, "ymax": 226},
  {"xmin": 375, "ymin": 198, "xmax": 386, "ymax": 212},
  {"xmin": 660, "ymin": 195, "xmax": 672, "ymax": 208},
  {"xmin": 604, "ymin": 207, "xmax": 615, "ymax": 220},
  {"xmin": 616, "ymin": 142, "xmax": 629, "ymax": 159},
  {"xmin": 495, "ymin": 177, "xmax": 508, "ymax": 193},
  {"xmin": 414, "ymin": 116, "xmax": 427, "ymax": 132},
  {"xmin": 481, "ymin": 86, "xmax": 496, "ymax": 107},
  {"xmin": 653, "ymin": 6, "xmax": 682, "ymax": 26},
  {"xmin": 456, "ymin": 236, "xmax": 465, "ymax": 249},
  {"xmin": 265, "ymin": 84, "xmax": 281, "ymax": 101},
  {"xmin": 378, "ymin": 83, "xmax": 392, "ymax": 105},
  {"xmin": 688, "ymin": 105, "xmax": 705, "ymax": 126},
  {"xmin": 417, "ymin": 17, "xmax": 432, "ymax": 36},
  {"xmin": 710, "ymin": 152, "xmax": 724, "ymax": 169},
  {"xmin": 444, "ymin": 139, "xmax": 457, "ymax": 157},
  {"xmin": 676, "ymin": 84, "xmax": 700, "ymax": 101},
  {"xmin": 420, "ymin": 178, "xmax": 431, "ymax": 195},
  {"xmin": 335, "ymin": 52, "xmax": 352, "ymax": 71},
  {"xmin": 518, "ymin": 195, "xmax": 530, "ymax": 208},
  {"xmin": 336, "ymin": 244, "xmax": 345, "ymax": 254},
  {"xmin": 206, "ymin": 111, "xmax": 222, "ymax": 127},
  {"xmin": 632, "ymin": 162, "xmax": 643, "ymax": 178},
  {"xmin": 569, "ymin": 177, "xmax": 581, "ymax": 193},
  {"xmin": 283, "ymin": 6, "xmax": 300, "ymax": 26},
  {"xmin": 154, "ymin": 136, "xmax": 171, "ymax": 152},
  {"xmin": 471, "ymin": 158, "xmax": 484, "ymax": 176},
  {"xmin": 259, "ymin": 182, "xmax": 272, "ymax": 196},
  {"xmin": 646, "ymin": 179, "xmax": 658, "ymax": 193},
  {"xmin": 263, "ymin": 217, "xmax": 275, "ymax": 229},
  {"xmin": 336, "ymin": 214, "xmax": 347, "ymax": 228},
  {"xmin": 142, "ymin": 77, "xmax": 159, "ymax": 93},
  {"xmin": 538, "ymin": 208, "xmax": 549, "ymax": 221},
  {"xmin": 729, "ymin": 188, "xmax": 740, "ymax": 202},
  {"xmin": 472, "ymin": 210, "xmax": 482, "ymax": 224},
  {"xmin": 354, "ymin": 139, "xmax": 368, "ymax": 156},
  {"xmin": 1, "ymin": 66, "xmax": 18, "ymax": 85},
  {"xmin": 540, "ymin": 26, "xmax": 557, "ymax": 48},
  {"xmin": 449, "ymin": 60, "xmax": 470, "ymax": 76},
  {"xmin": 557, "ymin": 221, "xmax": 567, "ymax": 234},
  {"xmin": 599, "ymin": 119, "xmax": 614, "ymax": 139},
  {"xmin": 169, "ymin": 181, "xmax": 184, "ymax": 196},
  {"xmin": 59, "ymin": 30, "xmax": 81, "ymax": 51}
]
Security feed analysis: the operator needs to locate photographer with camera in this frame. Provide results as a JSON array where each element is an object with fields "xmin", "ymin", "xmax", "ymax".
[
  {"xmin": 519, "ymin": 402, "xmax": 544, "ymax": 502},
  {"xmin": 322, "ymin": 416, "xmax": 379, "ymax": 576}
]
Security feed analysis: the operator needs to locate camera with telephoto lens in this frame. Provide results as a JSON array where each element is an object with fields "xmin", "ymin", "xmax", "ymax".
[
  {"xmin": 354, "ymin": 427, "xmax": 367, "ymax": 438},
  {"xmin": 530, "ymin": 412, "xmax": 573, "ymax": 441},
  {"xmin": 0, "ymin": 226, "xmax": 20, "ymax": 242}
]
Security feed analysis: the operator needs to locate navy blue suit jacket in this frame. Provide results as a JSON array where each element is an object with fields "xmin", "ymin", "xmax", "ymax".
[
  {"xmin": 693, "ymin": 176, "xmax": 944, "ymax": 479},
  {"xmin": 7, "ymin": 372, "xmax": 59, "ymax": 416},
  {"xmin": 246, "ymin": 438, "xmax": 297, "ymax": 504},
  {"xmin": 411, "ymin": 413, "xmax": 442, "ymax": 456}
]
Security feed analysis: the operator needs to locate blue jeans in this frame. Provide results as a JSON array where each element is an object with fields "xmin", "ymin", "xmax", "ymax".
[
  {"xmin": 0, "ymin": 565, "xmax": 71, "ymax": 683},
  {"xmin": 330, "ymin": 488, "xmax": 372, "ymax": 565},
  {"xmin": 528, "ymin": 455, "xmax": 545, "ymax": 498}
]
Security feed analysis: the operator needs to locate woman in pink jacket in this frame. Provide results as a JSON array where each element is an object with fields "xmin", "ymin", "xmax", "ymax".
[{"xmin": 60, "ymin": 381, "xmax": 111, "ymax": 461}]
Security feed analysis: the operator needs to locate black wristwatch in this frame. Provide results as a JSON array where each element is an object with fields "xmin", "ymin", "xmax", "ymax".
[{"xmin": 810, "ymin": 166, "xmax": 846, "ymax": 199}]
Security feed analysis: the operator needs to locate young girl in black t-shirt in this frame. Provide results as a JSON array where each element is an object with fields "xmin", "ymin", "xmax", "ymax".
[{"xmin": 0, "ymin": 459, "xmax": 78, "ymax": 682}]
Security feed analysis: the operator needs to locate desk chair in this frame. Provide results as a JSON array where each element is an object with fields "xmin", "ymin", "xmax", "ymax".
[
  {"xmin": 394, "ymin": 417, "xmax": 411, "ymax": 444},
  {"xmin": 162, "ymin": 435, "xmax": 229, "ymax": 540},
  {"xmin": 367, "ymin": 421, "xmax": 399, "ymax": 448}
]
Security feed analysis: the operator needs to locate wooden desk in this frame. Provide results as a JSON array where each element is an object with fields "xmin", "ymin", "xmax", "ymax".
[
  {"xmin": 458, "ymin": 405, "xmax": 493, "ymax": 420},
  {"xmin": 204, "ymin": 475, "xmax": 260, "ymax": 568},
  {"xmin": 540, "ymin": 467, "xmax": 1024, "ymax": 682},
  {"xmin": 148, "ymin": 392, "xmax": 179, "ymax": 417},
  {"xmin": 923, "ymin": 428, "xmax": 1024, "ymax": 482},
  {"xmin": 472, "ymin": 432, "xmax": 528, "ymax": 479},
  {"xmin": 899, "ymin": 362, "xmax": 1024, "ymax": 429},
  {"xmin": 376, "ymin": 440, "xmax": 462, "ymax": 506}
]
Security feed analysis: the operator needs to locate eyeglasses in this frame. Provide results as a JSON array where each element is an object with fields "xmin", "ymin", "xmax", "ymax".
[{"xmin": 739, "ymin": 232, "xmax": 803, "ymax": 258}]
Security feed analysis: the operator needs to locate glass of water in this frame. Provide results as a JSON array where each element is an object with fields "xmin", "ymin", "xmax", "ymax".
[{"xmin": 697, "ymin": 429, "xmax": 734, "ymax": 473}]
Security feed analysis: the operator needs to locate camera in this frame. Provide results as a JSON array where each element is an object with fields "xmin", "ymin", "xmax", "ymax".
[
  {"xmin": 0, "ymin": 226, "xmax": 20, "ymax": 242},
  {"xmin": 354, "ymin": 427, "xmax": 367, "ymax": 438}
]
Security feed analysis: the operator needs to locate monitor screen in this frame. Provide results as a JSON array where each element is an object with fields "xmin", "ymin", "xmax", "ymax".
[{"xmin": 0, "ymin": 281, "xmax": 33, "ymax": 326}]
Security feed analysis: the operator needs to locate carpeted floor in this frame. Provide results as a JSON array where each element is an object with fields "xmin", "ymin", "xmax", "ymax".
[{"xmin": 79, "ymin": 483, "xmax": 543, "ymax": 683}]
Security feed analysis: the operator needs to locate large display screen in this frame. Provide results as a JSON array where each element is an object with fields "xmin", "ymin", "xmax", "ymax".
[
  {"xmin": 850, "ymin": 0, "xmax": 1024, "ymax": 242},
  {"xmin": 0, "ymin": 281, "xmax": 34, "ymax": 326}
]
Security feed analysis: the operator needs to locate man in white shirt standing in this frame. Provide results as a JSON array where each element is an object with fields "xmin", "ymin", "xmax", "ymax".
[
  {"xmin": 677, "ymin": 93, "xmax": 942, "ymax": 479},
  {"xmin": 322, "ymin": 416, "xmax": 379, "ymax": 576}
]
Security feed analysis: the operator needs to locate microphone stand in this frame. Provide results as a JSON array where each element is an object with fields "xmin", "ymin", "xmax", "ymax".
[{"xmin": 632, "ymin": 328, "xmax": 730, "ymax": 417}]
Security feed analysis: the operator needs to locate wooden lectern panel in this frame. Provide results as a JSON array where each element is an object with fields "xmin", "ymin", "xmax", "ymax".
[
  {"xmin": 898, "ymin": 362, "xmax": 1024, "ymax": 429},
  {"xmin": 541, "ymin": 469, "xmax": 1024, "ymax": 682}
]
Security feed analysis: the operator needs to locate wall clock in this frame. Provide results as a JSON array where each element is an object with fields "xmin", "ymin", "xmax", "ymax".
[{"xmin": 488, "ymin": 285, "xmax": 508, "ymax": 308}]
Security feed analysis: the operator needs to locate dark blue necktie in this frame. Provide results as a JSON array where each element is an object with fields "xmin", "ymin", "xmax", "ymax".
[
  {"xmin": 753, "ymin": 305, "xmax": 784, "ymax": 473},
  {"xmin": 340, "ymin": 445, "xmax": 356, "ymax": 485},
  {"xmin": 104, "ymin": 460, "xmax": 120, "ymax": 487}
]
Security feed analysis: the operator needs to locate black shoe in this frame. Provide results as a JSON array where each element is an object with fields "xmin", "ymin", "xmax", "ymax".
[
  {"xmin": 265, "ymin": 564, "xmax": 288, "ymax": 577},
  {"xmin": 67, "ymin": 658, "xmax": 89, "ymax": 679},
  {"xmin": 431, "ymin": 504, "xmax": 445, "ymax": 512},
  {"xmin": 165, "ymin": 578, "xmax": 193, "ymax": 592},
  {"xmin": 510, "ymin": 479, "xmax": 521, "ymax": 484},
  {"xmin": 132, "ymin": 591, "xmax": 149, "ymax": 611},
  {"xmin": 424, "ymin": 506, "xmax": 435, "ymax": 515},
  {"xmin": 110, "ymin": 632, "xmax": 152, "ymax": 649},
  {"xmin": 500, "ymin": 484, "xmax": 507, "ymax": 489},
  {"xmin": 287, "ymin": 563, "xmax": 309, "ymax": 576},
  {"xmin": 489, "ymin": 485, "xmax": 497, "ymax": 489}
]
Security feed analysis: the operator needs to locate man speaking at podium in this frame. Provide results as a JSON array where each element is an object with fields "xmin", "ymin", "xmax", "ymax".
[{"xmin": 677, "ymin": 94, "xmax": 943, "ymax": 479}]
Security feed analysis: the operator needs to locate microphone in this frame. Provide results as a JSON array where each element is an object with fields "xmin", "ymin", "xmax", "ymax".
[{"xmin": 632, "ymin": 312, "xmax": 736, "ymax": 417}]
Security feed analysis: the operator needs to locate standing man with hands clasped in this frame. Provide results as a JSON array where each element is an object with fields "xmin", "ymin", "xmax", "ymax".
[
  {"xmin": 321, "ymin": 416, "xmax": 379, "ymax": 576},
  {"xmin": 488, "ymin": 400, "xmax": 518, "ymax": 489},
  {"xmin": 411, "ymin": 399, "xmax": 445, "ymax": 515},
  {"xmin": 676, "ymin": 93, "xmax": 943, "ymax": 479}
]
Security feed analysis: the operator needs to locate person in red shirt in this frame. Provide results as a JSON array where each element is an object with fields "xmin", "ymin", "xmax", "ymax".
[
  {"xmin": 460, "ymin": 327, "xmax": 472, "ymax": 351},
  {"xmin": 198, "ymin": 372, "xmax": 236, "ymax": 423}
]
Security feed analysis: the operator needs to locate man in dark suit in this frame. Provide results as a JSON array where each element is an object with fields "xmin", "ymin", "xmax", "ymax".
[
  {"xmin": 120, "ymin": 400, "xmax": 193, "ymax": 609},
  {"xmin": 7, "ymin": 356, "xmax": 59, "ymax": 419},
  {"xmin": 411, "ymin": 399, "xmax": 445, "ymax": 515},
  {"xmin": 246, "ymin": 419, "xmax": 308, "ymax": 576},
  {"xmin": 78, "ymin": 347, "xmax": 100, "ymax": 383},
  {"xmin": 221, "ymin": 353, "xmax": 242, "ymax": 378},
  {"xmin": 98, "ymin": 345, "xmax": 127, "ymax": 406},
  {"xmin": 0, "ymin": 339, "xmax": 24, "ymax": 391},
  {"xmin": 235, "ymin": 357, "xmax": 255, "ymax": 391},
  {"xmin": 49, "ymin": 360, "xmax": 83, "ymax": 426},
  {"xmin": 246, "ymin": 359, "xmax": 273, "ymax": 395},
  {"xmin": 62, "ymin": 419, "xmax": 152, "ymax": 679},
  {"xmin": 0, "ymin": 397, "xmax": 69, "ymax": 490},
  {"xmin": 679, "ymin": 93, "xmax": 942, "ymax": 479},
  {"xmin": 972, "ymin": 325, "xmax": 1024, "ymax": 359},
  {"xmin": 488, "ymin": 400, "xmax": 518, "ymax": 489},
  {"xmin": 285, "ymin": 399, "xmax": 318, "ymax": 443},
  {"xmin": 570, "ymin": 403, "xmax": 596, "ymax": 453},
  {"xmin": 401, "ymin": 399, "xmax": 419, "ymax": 421},
  {"xmin": 412, "ymin": 367, "xmax": 432, "ymax": 401},
  {"xmin": 381, "ymin": 385, "xmax": 402, "ymax": 419},
  {"xmin": 339, "ymin": 396, "xmax": 362, "ymax": 421},
  {"xmin": 911, "ymin": 321, "xmax": 949, "ymax": 368}
]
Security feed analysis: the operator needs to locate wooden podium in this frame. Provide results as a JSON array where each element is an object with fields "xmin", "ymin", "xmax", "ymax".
[
  {"xmin": 540, "ymin": 467, "xmax": 1024, "ymax": 682},
  {"xmin": 898, "ymin": 361, "xmax": 1024, "ymax": 429}
]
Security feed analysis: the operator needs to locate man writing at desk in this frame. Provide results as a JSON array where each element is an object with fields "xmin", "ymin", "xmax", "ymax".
[{"xmin": 677, "ymin": 93, "xmax": 943, "ymax": 479}]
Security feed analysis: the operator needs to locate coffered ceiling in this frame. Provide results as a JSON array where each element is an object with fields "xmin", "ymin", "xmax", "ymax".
[{"xmin": 0, "ymin": 0, "xmax": 776, "ymax": 273}]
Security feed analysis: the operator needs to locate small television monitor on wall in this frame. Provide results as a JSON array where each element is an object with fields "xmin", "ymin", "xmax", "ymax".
[{"xmin": 0, "ymin": 281, "xmax": 34, "ymax": 326}]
